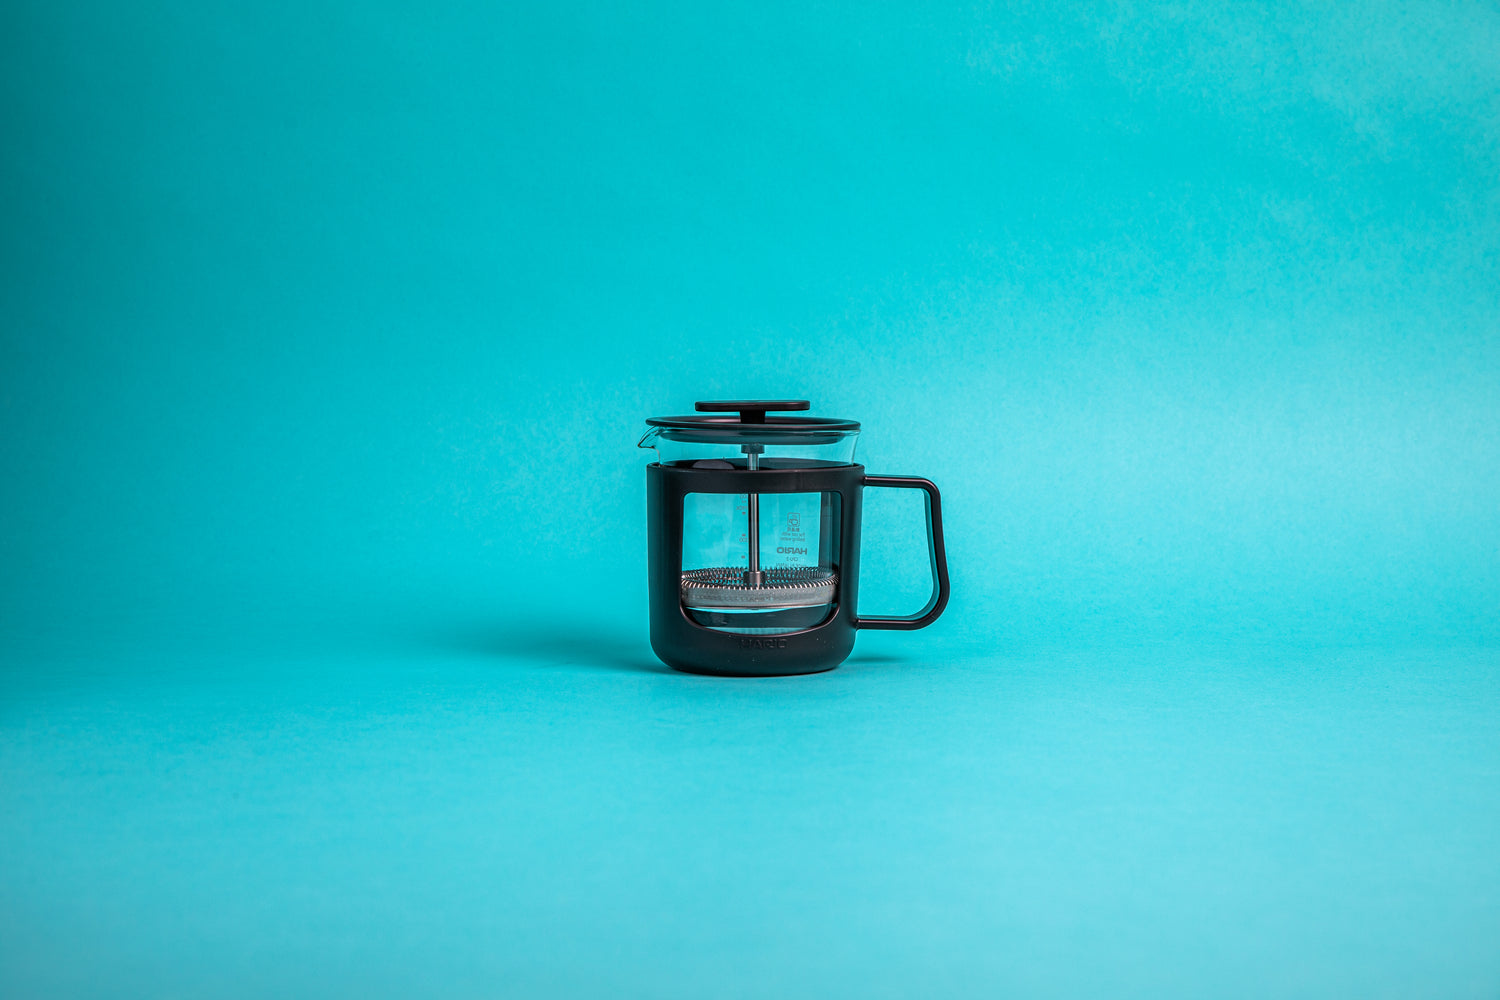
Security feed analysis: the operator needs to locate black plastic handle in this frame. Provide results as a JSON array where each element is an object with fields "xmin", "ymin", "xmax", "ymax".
[
  {"xmin": 855, "ymin": 475, "xmax": 950, "ymax": 630},
  {"xmin": 696, "ymin": 400, "xmax": 810, "ymax": 424}
]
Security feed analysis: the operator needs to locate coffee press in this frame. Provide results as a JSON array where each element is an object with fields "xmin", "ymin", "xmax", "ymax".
[{"xmin": 639, "ymin": 400, "xmax": 949, "ymax": 676}]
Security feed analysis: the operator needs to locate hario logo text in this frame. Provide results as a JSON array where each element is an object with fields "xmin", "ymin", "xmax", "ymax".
[
  {"xmin": 775, "ymin": 546, "xmax": 807, "ymax": 555},
  {"xmin": 738, "ymin": 638, "xmax": 789, "ymax": 650}
]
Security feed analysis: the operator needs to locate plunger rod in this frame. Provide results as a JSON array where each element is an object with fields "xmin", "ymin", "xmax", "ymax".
[{"xmin": 744, "ymin": 447, "xmax": 764, "ymax": 588}]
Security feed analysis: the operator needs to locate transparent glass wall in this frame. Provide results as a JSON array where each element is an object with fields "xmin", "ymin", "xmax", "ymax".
[{"xmin": 679, "ymin": 491, "xmax": 840, "ymax": 635}]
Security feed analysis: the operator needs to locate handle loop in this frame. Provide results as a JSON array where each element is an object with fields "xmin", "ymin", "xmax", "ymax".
[{"xmin": 855, "ymin": 476, "xmax": 950, "ymax": 630}]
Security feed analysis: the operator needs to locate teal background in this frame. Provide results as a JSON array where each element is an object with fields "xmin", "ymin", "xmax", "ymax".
[{"xmin": 3, "ymin": 1, "xmax": 1498, "ymax": 996}]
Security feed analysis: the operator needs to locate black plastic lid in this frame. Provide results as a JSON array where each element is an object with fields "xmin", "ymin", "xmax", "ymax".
[{"xmin": 646, "ymin": 400, "xmax": 859, "ymax": 444}]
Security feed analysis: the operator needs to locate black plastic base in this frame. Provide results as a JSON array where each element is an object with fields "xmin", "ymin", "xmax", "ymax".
[
  {"xmin": 667, "ymin": 658, "xmax": 842, "ymax": 678},
  {"xmin": 646, "ymin": 462, "xmax": 864, "ymax": 677}
]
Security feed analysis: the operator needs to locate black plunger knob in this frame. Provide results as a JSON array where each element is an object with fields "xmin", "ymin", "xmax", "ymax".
[{"xmin": 695, "ymin": 400, "xmax": 810, "ymax": 424}]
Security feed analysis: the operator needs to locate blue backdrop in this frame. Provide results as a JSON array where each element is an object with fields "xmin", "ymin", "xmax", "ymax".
[{"xmin": 3, "ymin": 1, "xmax": 1498, "ymax": 997}]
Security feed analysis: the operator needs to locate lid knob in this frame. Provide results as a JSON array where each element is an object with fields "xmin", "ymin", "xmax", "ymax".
[{"xmin": 695, "ymin": 400, "xmax": 810, "ymax": 424}]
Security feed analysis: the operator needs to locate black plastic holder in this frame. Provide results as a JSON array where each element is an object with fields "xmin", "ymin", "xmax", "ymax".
[{"xmin": 646, "ymin": 462, "xmax": 948, "ymax": 677}]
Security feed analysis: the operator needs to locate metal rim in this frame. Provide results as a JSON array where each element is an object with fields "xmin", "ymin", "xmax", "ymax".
[{"xmin": 681, "ymin": 566, "xmax": 838, "ymax": 609}]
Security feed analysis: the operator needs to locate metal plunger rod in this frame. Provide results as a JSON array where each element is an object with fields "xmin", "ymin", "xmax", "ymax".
[{"xmin": 744, "ymin": 447, "xmax": 764, "ymax": 588}]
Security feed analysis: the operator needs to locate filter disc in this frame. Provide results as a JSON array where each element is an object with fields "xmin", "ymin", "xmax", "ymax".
[{"xmin": 681, "ymin": 566, "xmax": 837, "ymax": 609}]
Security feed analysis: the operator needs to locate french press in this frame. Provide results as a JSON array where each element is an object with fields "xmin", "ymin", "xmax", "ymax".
[{"xmin": 638, "ymin": 400, "xmax": 949, "ymax": 676}]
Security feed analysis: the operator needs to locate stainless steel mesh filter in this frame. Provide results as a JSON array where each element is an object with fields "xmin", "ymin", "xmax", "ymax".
[{"xmin": 680, "ymin": 566, "xmax": 837, "ymax": 609}]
